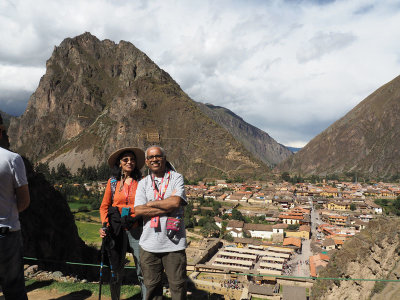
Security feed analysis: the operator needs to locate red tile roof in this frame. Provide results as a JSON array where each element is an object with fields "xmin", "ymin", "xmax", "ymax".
[{"xmin": 283, "ymin": 237, "xmax": 302, "ymax": 248}]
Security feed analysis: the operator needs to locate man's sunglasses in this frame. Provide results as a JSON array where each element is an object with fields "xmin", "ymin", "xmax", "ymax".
[{"xmin": 146, "ymin": 155, "xmax": 164, "ymax": 160}]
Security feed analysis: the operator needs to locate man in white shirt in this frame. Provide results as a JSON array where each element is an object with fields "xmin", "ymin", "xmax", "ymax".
[
  {"xmin": 134, "ymin": 146, "xmax": 187, "ymax": 300},
  {"xmin": 0, "ymin": 117, "xmax": 30, "ymax": 300}
]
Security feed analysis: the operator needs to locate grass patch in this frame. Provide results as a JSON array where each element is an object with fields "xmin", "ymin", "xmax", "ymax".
[
  {"xmin": 74, "ymin": 211, "xmax": 101, "ymax": 223},
  {"xmin": 125, "ymin": 254, "xmax": 137, "ymax": 267},
  {"xmin": 87, "ymin": 210, "xmax": 100, "ymax": 218},
  {"xmin": 25, "ymin": 279, "xmax": 141, "ymax": 298},
  {"xmin": 76, "ymin": 221, "xmax": 102, "ymax": 246},
  {"xmin": 68, "ymin": 202, "xmax": 91, "ymax": 211}
]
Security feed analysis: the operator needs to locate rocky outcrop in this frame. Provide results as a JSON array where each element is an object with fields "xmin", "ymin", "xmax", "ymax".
[
  {"xmin": 312, "ymin": 217, "xmax": 400, "ymax": 300},
  {"xmin": 1, "ymin": 114, "xmax": 98, "ymax": 279},
  {"xmin": 278, "ymin": 75, "xmax": 400, "ymax": 178},
  {"xmin": 196, "ymin": 103, "xmax": 292, "ymax": 167},
  {"xmin": 9, "ymin": 32, "xmax": 271, "ymax": 180},
  {"xmin": 20, "ymin": 158, "xmax": 99, "ymax": 279}
]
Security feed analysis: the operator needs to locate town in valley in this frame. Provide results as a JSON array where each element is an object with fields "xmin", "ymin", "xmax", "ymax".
[{"xmin": 72, "ymin": 174, "xmax": 398, "ymax": 299}]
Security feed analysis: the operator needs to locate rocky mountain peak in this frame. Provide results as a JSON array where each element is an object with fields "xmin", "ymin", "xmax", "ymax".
[{"xmin": 8, "ymin": 32, "xmax": 290, "ymax": 179}]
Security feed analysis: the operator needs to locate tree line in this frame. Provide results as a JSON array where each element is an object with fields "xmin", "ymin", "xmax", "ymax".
[
  {"xmin": 374, "ymin": 196, "xmax": 400, "ymax": 215},
  {"xmin": 34, "ymin": 162, "xmax": 108, "ymax": 211},
  {"xmin": 35, "ymin": 162, "xmax": 110, "ymax": 184},
  {"xmin": 281, "ymin": 171, "xmax": 400, "ymax": 184}
]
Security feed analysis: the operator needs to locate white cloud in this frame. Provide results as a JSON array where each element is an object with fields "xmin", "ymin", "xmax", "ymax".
[
  {"xmin": 296, "ymin": 31, "xmax": 356, "ymax": 63},
  {"xmin": 1, "ymin": 0, "xmax": 400, "ymax": 147},
  {"xmin": 0, "ymin": 64, "xmax": 44, "ymax": 91},
  {"xmin": 0, "ymin": 64, "xmax": 44, "ymax": 115}
]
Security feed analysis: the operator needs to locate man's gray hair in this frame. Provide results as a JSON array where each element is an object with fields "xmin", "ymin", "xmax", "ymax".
[{"xmin": 145, "ymin": 146, "xmax": 166, "ymax": 159}]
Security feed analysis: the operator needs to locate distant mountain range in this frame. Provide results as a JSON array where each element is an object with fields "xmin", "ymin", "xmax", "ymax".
[
  {"xmin": 278, "ymin": 74, "xmax": 400, "ymax": 179},
  {"xmin": 8, "ymin": 32, "xmax": 292, "ymax": 180},
  {"xmin": 286, "ymin": 146, "xmax": 301, "ymax": 153}
]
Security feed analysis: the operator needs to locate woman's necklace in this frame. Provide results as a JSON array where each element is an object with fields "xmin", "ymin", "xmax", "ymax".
[{"xmin": 123, "ymin": 179, "xmax": 134, "ymax": 205}]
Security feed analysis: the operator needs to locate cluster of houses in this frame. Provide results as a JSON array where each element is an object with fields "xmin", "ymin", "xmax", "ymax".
[
  {"xmin": 184, "ymin": 179, "xmax": 398, "ymax": 281},
  {"xmin": 214, "ymin": 205, "xmax": 311, "ymax": 252},
  {"xmin": 81, "ymin": 178, "xmax": 397, "ymax": 281},
  {"xmin": 186, "ymin": 180, "xmax": 387, "ymax": 243},
  {"xmin": 185, "ymin": 179, "xmax": 399, "ymax": 207},
  {"xmin": 85, "ymin": 177, "xmax": 399, "ymax": 210}
]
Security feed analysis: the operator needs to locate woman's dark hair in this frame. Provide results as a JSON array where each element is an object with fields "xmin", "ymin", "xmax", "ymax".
[{"xmin": 110, "ymin": 151, "xmax": 142, "ymax": 181}]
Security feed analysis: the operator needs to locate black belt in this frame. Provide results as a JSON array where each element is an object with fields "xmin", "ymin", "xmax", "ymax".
[{"xmin": 0, "ymin": 227, "xmax": 10, "ymax": 235}]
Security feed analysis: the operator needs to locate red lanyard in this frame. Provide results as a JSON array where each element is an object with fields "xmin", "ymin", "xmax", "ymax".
[
  {"xmin": 152, "ymin": 172, "xmax": 170, "ymax": 201},
  {"xmin": 123, "ymin": 180, "xmax": 134, "ymax": 205}
]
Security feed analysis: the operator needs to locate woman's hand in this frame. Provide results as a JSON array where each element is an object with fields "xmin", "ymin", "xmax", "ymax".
[{"xmin": 99, "ymin": 227, "xmax": 107, "ymax": 238}]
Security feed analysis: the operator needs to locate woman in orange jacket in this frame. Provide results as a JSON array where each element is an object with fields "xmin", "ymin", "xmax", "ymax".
[{"xmin": 99, "ymin": 147, "xmax": 146, "ymax": 300}]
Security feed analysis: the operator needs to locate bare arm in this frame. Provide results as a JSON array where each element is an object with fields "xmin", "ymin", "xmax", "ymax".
[
  {"xmin": 134, "ymin": 205, "xmax": 167, "ymax": 218},
  {"xmin": 147, "ymin": 196, "xmax": 181, "ymax": 210},
  {"xmin": 135, "ymin": 196, "xmax": 182, "ymax": 217},
  {"xmin": 15, "ymin": 185, "xmax": 30, "ymax": 212}
]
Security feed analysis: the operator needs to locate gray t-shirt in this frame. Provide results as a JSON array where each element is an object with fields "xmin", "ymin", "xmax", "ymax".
[
  {"xmin": 0, "ymin": 147, "xmax": 28, "ymax": 231},
  {"xmin": 134, "ymin": 170, "xmax": 187, "ymax": 253}
]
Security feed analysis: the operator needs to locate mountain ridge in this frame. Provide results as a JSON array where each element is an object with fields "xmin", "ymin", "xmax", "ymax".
[
  {"xmin": 196, "ymin": 102, "xmax": 292, "ymax": 167},
  {"xmin": 8, "ymin": 32, "xmax": 288, "ymax": 180},
  {"xmin": 278, "ymin": 74, "xmax": 400, "ymax": 178}
]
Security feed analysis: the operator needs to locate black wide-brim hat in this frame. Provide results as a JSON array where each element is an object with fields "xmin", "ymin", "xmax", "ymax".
[{"xmin": 107, "ymin": 147, "xmax": 145, "ymax": 169}]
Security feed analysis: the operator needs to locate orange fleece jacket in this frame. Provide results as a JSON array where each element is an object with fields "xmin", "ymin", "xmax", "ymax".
[{"xmin": 100, "ymin": 178, "xmax": 138, "ymax": 224}]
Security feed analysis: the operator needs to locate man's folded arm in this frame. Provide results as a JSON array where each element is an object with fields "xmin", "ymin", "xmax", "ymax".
[{"xmin": 135, "ymin": 196, "xmax": 182, "ymax": 217}]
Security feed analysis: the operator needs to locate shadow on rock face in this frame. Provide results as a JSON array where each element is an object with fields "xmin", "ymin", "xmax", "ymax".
[{"xmin": 20, "ymin": 158, "xmax": 100, "ymax": 280}]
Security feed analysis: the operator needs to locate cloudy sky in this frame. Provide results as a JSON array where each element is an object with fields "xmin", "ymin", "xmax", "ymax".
[{"xmin": 1, "ymin": 0, "xmax": 400, "ymax": 147}]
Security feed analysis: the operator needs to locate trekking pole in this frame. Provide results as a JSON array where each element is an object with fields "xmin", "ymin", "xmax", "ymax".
[{"xmin": 99, "ymin": 223, "xmax": 108, "ymax": 300}]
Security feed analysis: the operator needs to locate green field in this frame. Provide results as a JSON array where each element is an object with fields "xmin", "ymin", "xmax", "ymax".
[
  {"xmin": 25, "ymin": 279, "xmax": 141, "ymax": 298},
  {"xmin": 68, "ymin": 202, "xmax": 91, "ymax": 211},
  {"xmin": 75, "ymin": 221, "xmax": 102, "ymax": 246},
  {"xmin": 87, "ymin": 210, "xmax": 100, "ymax": 218}
]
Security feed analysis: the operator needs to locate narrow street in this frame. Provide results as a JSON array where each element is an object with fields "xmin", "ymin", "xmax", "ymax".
[
  {"xmin": 285, "ymin": 197, "xmax": 320, "ymax": 277},
  {"xmin": 310, "ymin": 197, "xmax": 321, "ymax": 238},
  {"xmin": 287, "ymin": 239, "xmax": 310, "ymax": 277}
]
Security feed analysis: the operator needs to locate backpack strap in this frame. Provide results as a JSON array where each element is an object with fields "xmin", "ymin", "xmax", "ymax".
[{"xmin": 110, "ymin": 177, "xmax": 118, "ymax": 204}]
